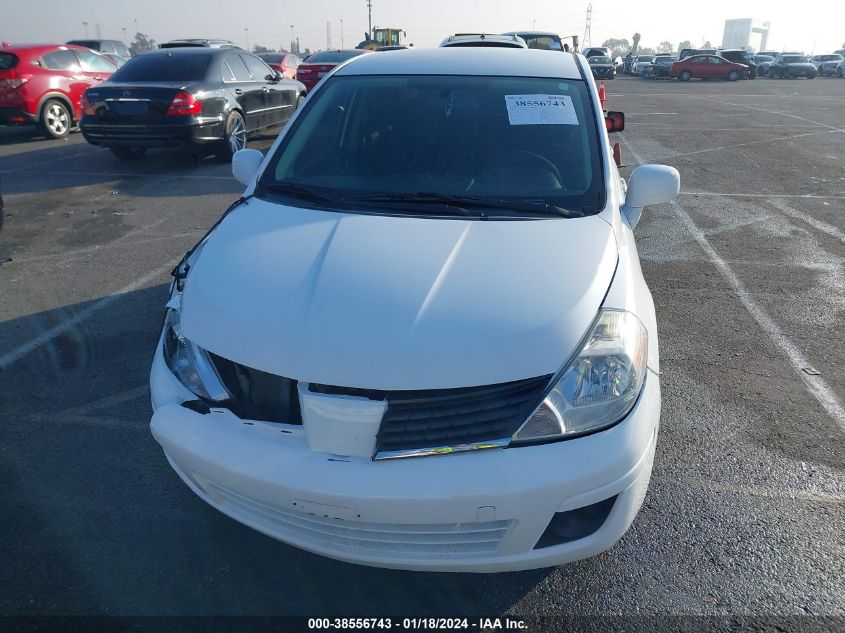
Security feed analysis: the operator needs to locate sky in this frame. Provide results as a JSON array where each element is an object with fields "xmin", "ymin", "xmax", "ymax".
[{"xmin": 5, "ymin": 0, "xmax": 844, "ymax": 55}]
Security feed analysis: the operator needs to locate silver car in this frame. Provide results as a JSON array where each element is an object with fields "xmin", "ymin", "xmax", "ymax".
[
  {"xmin": 812, "ymin": 54, "xmax": 844, "ymax": 76},
  {"xmin": 633, "ymin": 55, "xmax": 655, "ymax": 76}
]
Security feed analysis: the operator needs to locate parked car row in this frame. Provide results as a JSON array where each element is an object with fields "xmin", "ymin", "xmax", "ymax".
[{"xmin": 619, "ymin": 46, "xmax": 845, "ymax": 82}]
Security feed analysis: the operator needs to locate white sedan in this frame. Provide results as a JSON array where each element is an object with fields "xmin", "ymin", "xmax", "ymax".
[{"xmin": 149, "ymin": 48, "xmax": 679, "ymax": 572}]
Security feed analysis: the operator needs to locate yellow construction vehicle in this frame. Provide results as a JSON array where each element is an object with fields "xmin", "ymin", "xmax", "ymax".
[{"xmin": 356, "ymin": 27, "xmax": 407, "ymax": 51}]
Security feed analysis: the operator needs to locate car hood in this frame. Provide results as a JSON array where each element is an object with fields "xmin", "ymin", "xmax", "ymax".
[{"xmin": 181, "ymin": 199, "xmax": 618, "ymax": 390}]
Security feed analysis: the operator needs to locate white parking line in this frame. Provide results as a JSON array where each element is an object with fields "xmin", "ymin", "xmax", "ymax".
[
  {"xmin": 10, "ymin": 169, "xmax": 235, "ymax": 181},
  {"xmin": 766, "ymin": 198, "xmax": 845, "ymax": 243},
  {"xmin": 620, "ymin": 133, "xmax": 845, "ymax": 434},
  {"xmin": 0, "ymin": 260, "xmax": 177, "ymax": 370},
  {"xmin": 680, "ymin": 191, "xmax": 845, "ymax": 200},
  {"xmin": 65, "ymin": 386, "xmax": 149, "ymax": 416},
  {"xmin": 707, "ymin": 99, "xmax": 845, "ymax": 133},
  {"xmin": 660, "ymin": 131, "xmax": 818, "ymax": 159},
  {"xmin": 5, "ymin": 230, "xmax": 203, "ymax": 266},
  {"xmin": 0, "ymin": 147, "xmax": 106, "ymax": 175},
  {"xmin": 626, "ymin": 126, "xmax": 822, "ymax": 132}
]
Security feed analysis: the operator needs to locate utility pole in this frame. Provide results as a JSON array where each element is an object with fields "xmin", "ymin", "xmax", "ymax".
[
  {"xmin": 290, "ymin": 25, "xmax": 295, "ymax": 53},
  {"xmin": 134, "ymin": 19, "xmax": 138, "ymax": 36},
  {"xmin": 82, "ymin": 21, "xmax": 89, "ymax": 38},
  {"xmin": 244, "ymin": 27, "xmax": 249, "ymax": 51},
  {"xmin": 95, "ymin": 23, "xmax": 101, "ymax": 39},
  {"xmin": 341, "ymin": 19, "xmax": 344, "ymax": 48},
  {"xmin": 366, "ymin": 0, "xmax": 373, "ymax": 37},
  {"xmin": 582, "ymin": 3, "xmax": 592, "ymax": 50},
  {"xmin": 122, "ymin": 27, "xmax": 127, "ymax": 47},
  {"xmin": 327, "ymin": 21, "xmax": 332, "ymax": 49}
]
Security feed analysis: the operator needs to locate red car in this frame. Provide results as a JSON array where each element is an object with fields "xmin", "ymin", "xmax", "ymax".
[
  {"xmin": 669, "ymin": 54, "xmax": 749, "ymax": 82},
  {"xmin": 257, "ymin": 53, "xmax": 301, "ymax": 80},
  {"xmin": 0, "ymin": 44, "xmax": 117, "ymax": 139},
  {"xmin": 295, "ymin": 49, "xmax": 372, "ymax": 92}
]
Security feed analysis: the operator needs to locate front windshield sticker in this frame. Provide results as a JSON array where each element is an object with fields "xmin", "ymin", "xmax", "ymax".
[{"xmin": 504, "ymin": 94, "xmax": 578, "ymax": 126}]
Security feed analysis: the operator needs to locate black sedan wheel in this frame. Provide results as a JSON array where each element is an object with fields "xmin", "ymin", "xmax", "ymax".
[
  {"xmin": 216, "ymin": 111, "xmax": 247, "ymax": 161},
  {"xmin": 679, "ymin": 70, "xmax": 692, "ymax": 81},
  {"xmin": 727, "ymin": 70, "xmax": 739, "ymax": 82}
]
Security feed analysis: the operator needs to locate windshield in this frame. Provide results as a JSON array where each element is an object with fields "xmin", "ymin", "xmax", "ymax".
[
  {"xmin": 259, "ymin": 54, "xmax": 284, "ymax": 63},
  {"xmin": 589, "ymin": 57, "xmax": 612, "ymax": 64},
  {"xmin": 822, "ymin": 55, "xmax": 843, "ymax": 61},
  {"xmin": 519, "ymin": 35, "xmax": 562, "ymax": 50},
  {"xmin": 109, "ymin": 54, "xmax": 211, "ymax": 81},
  {"xmin": 305, "ymin": 50, "xmax": 365, "ymax": 64},
  {"xmin": 755, "ymin": 55, "xmax": 773, "ymax": 62},
  {"xmin": 783, "ymin": 56, "xmax": 808, "ymax": 63},
  {"xmin": 259, "ymin": 75, "xmax": 604, "ymax": 217},
  {"xmin": 637, "ymin": 56, "xmax": 654, "ymax": 62}
]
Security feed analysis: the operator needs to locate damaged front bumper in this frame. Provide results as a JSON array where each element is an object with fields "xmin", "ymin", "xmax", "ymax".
[{"xmin": 149, "ymin": 344, "xmax": 660, "ymax": 572}]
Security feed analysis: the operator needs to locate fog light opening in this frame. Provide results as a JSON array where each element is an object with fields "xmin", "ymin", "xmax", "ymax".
[{"xmin": 534, "ymin": 495, "xmax": 618, "ymax": 549}]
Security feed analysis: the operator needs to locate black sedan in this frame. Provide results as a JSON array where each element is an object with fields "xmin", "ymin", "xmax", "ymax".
[
  {"xmin": 80, "ymin": 48, "xmax": 305, "ymax": 160},
  {"xmin": 588, "ymin": 55, "xmax": 615, "ymax": 79}
]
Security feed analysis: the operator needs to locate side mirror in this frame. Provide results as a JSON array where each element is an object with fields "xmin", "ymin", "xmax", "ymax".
[
  {"xmin": 605, "ymin": 111, "xmax": 624, "ymax": 132},
  {"xmin": 232, "ymin": 148, "xmax": 264, "ymax": 186},
  {"xmin": 266, "ymin": 72, "xmax": 281, "ymax": 83},
  {"xmin": 622, "ymin": 164, "xmax": 680, "ymax": 229}
]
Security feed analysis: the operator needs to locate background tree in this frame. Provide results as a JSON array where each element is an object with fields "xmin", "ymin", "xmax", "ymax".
[
  {"xmin": 129, "ymin": 32, "xmax": 156, "ymax": 56},
  {"xmin": 637, "ymin": 46, "xmax": 656, "ymax": 56},
  {"xmin": 252, "ymin": 44, "xmax": 270, "ymax": 54},
  {"xmin": 678, "ymin": 40, "xmax": 692, "ymax": 52},
  {"xmin": 601, "ymin": 37, "xmax": 630, "ymax": 58},
  {"xmin": 632, "ymin": 32, "xmax": 641, "ymax": 54},
  {"xmin": 657, "ymin": 40, "xmax": 673, "ymax": 53},
  {"xmin": 703, "ymin": 40, "xmax": 712, "ymax": 48}
]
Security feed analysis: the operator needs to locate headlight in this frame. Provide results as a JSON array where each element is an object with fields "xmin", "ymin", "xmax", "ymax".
[
  {"xmin": 512, "ymin": 310, "xmax": 648, "ymax": 443},
  {"xmin": 161, "ymin": 297, "xmax": 230, "ymax": 402}
]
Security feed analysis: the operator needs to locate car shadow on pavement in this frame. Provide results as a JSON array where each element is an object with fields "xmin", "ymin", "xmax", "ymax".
[
  {"xmin": 0, "ymin": 285, "xmax": 554, "ymax": 615},
  {"xmin": 0, "ymin": 127, "xmax": 282, "ymax": 198}
]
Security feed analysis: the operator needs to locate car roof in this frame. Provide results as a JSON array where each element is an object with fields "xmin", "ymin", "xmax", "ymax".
[
  {"xmin": 0, "ymin": 43, "xmax": 101, "ymax": 55},
  {"xmin": 142, "ymin": 47, "xmax": 232, "ymax": 57},
  {"xmin": 334, "ymin": 47, "xmax": 583, "ymax": 79},
  {"xmin": 67, "ymin": 39, "xmax": 122, "ymax": 44},
  {"xmin": 502, "ymin": 31, "xmax": 561, "ymax": 38},
  {"xmin": 441, "ymin": 34, "xmax": 527, "ymax": 48}
]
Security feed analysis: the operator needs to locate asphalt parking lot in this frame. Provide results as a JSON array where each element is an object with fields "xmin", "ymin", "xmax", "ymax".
[{"xmin": 1, "ymin": 75, "xmax": 843, "ymax": 618}]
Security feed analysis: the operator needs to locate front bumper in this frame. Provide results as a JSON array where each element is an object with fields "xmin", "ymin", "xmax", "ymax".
[
  {"xmin": 149, "ymin": 347, "xmax": 660, "ymax": 572},
  {"xmin": 80, "ymin": 117, "xmax": 226, "ymax": 149}
]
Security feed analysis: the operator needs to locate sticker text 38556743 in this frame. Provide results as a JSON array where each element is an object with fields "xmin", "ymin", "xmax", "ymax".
[{"xmin": 504, "ymin": 94, "xmax": 579, "ymax": 126}]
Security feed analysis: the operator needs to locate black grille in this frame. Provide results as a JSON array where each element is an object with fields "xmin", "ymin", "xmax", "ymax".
[
  {"xmin": 210, "ymin": 353, "xmax": 302, "ymax": 424},
  {"xmin": 209, "ymin": 354, "xmax": 550, "ymax": 454},
  {"xmin": 374, "ymin": 375, "xmax": 551, "ymax": 453}
]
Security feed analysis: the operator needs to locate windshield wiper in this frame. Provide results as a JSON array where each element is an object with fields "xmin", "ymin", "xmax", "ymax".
[
  {"xmin": 262, "ymin": 182, "xmax": 337, "ymax": 204},
  {"xmin": 357, "ymin": 192, "xmax": 584, "ymax": 218}
]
